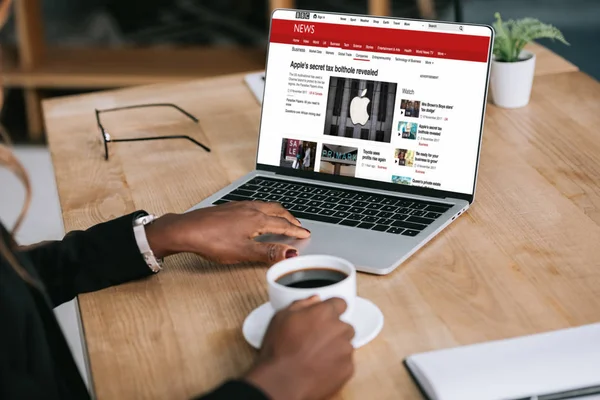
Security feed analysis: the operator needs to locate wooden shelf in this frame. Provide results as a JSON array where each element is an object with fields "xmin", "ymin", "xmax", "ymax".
[{"xmin": 1, "ymin": 46, "xmax": 266, "ymax": 89}]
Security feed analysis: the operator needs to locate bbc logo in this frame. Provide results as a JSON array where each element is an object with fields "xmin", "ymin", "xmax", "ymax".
[{"xmin": 295, "ymin": 11, "xmax": 310, "ymax": 20}]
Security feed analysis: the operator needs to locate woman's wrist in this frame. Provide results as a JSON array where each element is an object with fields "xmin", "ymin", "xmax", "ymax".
[{"xmin": 145, "ymin": 213, "xmax": 182, "ymax": 259}]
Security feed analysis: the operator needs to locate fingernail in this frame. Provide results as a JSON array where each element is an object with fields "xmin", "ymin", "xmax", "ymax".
[
  {"xmin": 296, "ymin": 218, "xmax": 302, "ymax": 225},
  {"xmin": 285, "ymin": 249, "xmax": 298, "ymax": 259},
  {"xmin": 303, "ymin": 228, "xmax": 311, "ymax": 234}
]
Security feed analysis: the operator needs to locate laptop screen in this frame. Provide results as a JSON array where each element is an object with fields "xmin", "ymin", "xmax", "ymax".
[{"xmin": 256, "ymin": 10, "xmax": 492, "ymax": 197}]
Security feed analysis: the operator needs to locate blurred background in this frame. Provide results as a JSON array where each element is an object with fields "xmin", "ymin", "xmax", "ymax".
[{"xmin": 0, "ymin": 0, "xmax": 598, "ymax": 141}]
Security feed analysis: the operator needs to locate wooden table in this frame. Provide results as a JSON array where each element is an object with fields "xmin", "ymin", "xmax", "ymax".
[{"xmin": 43, "ymin": 45, "xmax": 600, "ymax": 399}]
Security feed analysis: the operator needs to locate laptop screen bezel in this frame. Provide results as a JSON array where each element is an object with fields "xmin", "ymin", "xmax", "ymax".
[{"xmin": 255, "ymin": 9, "xmax": 494, "ymax": 204}]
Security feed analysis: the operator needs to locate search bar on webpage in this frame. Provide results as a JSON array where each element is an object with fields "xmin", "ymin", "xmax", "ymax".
[{"xmin": 425, "ymin": 22, "xmax": 464, "ymax": 32}]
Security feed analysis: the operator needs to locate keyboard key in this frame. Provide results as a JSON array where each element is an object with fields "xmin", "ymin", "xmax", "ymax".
[
  {"xmin": 287, "ymin": 190, "xmax": 301, "ymax": 198},
  {"xmin": 325, "ymin": 196, "xmax": 341, "ymax": 203},
  {"xmin": 256, "ymin": 179, "xmax": 275, "ymax": 186},
  {"xmin": 298, "ymin": 193, "xmax": 313, "ymax": 199},
  {"xmin": 333, "ymin": 211, "xmax": 351, "ymax": 218},
  {"xmin": 349, "ymin": 207, "xmax": 365, "ymax": 214},
  {"xmin": 313, "ymin": 188, "xmax": 329, "ymax": 195},
  {"xmin": 407, "ymin": 216, "xmax": 435, "ymax": 225},
  {"xmin": 354, "ymin": 193, "xmax": 370, "ymax": 201},
  {"xmin": 339, "ymin": 219, "xmax": 360, "ymax": 227},
  {"xmin": 266, "ymin": 194, "xmax": 282, "ymax": 201},
  {"xmin": 305, "ymin": 206, "xmax": 321, "ymax": 214},
  {"xmin": 381, "ymin": 205, "xmax": 398, "ymax": 212},
  {"xmin": 328, "ymin": 190, "xmax": 345, "ymax": 197},
  {"xmin": 213, "ymin": 199, "xmax": 229, "ymax": 205},
  {"xmin": 338, "ymin": 199, "xmax": 355, "ymax": 206},
  {"xmin": 362, "ymin": 209, "xmax": 379, "ymax": 216},
  {"xmin": 224, "ymin": 194, "xmax": 252, "ymax": 202},
  {"xmin": 334, "ymin": 204, "xmax": 351, "ymax": 211},
  {"xmin": 298, "ymin": 186, "xmax": 314, "ymax": 192},
  {"xmin": 366, "ymin": 203, "xmax": 384, "ymax": 210},
  {"xmin": 357, "ymin": 222, "xmax": 375, "ymax": 229},
  {"xmin": 366, "ymin": 196, "xmax": 386, "ymax": 203},
  {"xmin": 307, "ymin": 200, "xmax": 324, "ymax": 207},
  {"xmin": 377, "ymin": 218, "xmax": 394, "ymax": 225},
  {"xmin": 274, "ymin": 182, "xmax": 289, "ymax": 189},
  {"xmin": 252, "ymin": 192, "xmax": 269, "ymax": 199},
  {"xmin": 285, "ymin": 184, "xmax": 301, "ymax": 192},
  {"xmin": 392, "ymin": 220, "xmax": 427, "ymax": 231},
  {"xmin": 362, "ymin": 216, "xmax": 379, "ymax": 223},
  {"xmin": 392, "ymin": 213, "xmax": 409, "ymax": 221},
  {"xmin": 280, "ymin": 196, "xmax": 295, "ymax": 203},
  {"xmin": 411, "ymin": 210, "xmax": 427, "ymax": 217},
  {"xmin": 387, "ymin": 227, "xmax": 405, "ymax": 234},
  {"xmin": 381, "ymin": 198, "xmax": 399, "ymax": 206},
  {"xmin": 272, "ymin": 188, "xmax": 286, "ymax": 195},
  {"xmin": 425, "ymin": 212, "xmax": 442, "ymax": 219},
  {"xmin": 396, "ymin": 199, "xmax": 413, "ymax": 207},
  {"xmin": 402, "ymin": 229, "xmax": 420, "ymax": 236},
  {"xmin": 399, "ymin": 207, "xmax": 412, "ymax": 214},
  {"xmin": 292, "ymin": 204, "xmax": 308, "ymax": 212},
  {"xmin": 347, "ymin": 213, "xmax": 364, "ymax": 221},
  {"xmin": 353, "ymin": 201, "xmax": 370, "ymax": 208},
  {"xmin": 377, "ymin": 211, "xmax": 394, "ymax": 219},
  {"xmin": 312, "ymin": 194, "xmax": 328, "ymax": 201},
  {"xmin": 293, "ymin": 198, "xmax": 309, "ymax": 205},
  {"xmin": 426, "ymin": 205, "xmax": 451, "ymax": 213},
  {"xmin": 257, "ymin": 187, "xmax": 271, "ymax": 193},
  {"xmin": 281, "ymin": 202, "xmax": 295, "ymax": 210},
  {"xmin": 410, "ymin": 202, "xmax": 428, "ymax": 210},
  {"xmin": 240, "ymin": 184, "xmax": 260, "ymax": 191},
  {"xmin": 372, "ymin": 224, "xmax": 389, "ymax": 232},
  {"xmin": 291, "ymin": 211, "xmax": 342, "ymax": 224},
  {"xmin": 319, "ymin": 209, "xmax": 336, "ymax": 216}
]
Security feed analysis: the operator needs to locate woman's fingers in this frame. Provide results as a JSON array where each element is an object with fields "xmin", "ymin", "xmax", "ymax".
[
  {"xmin": 247, "ymin": 201, "xmax": 303, "ymax": 227},
  {"xmin": 246, "ymin": 242, "xmax": 300, "ymax": 264},
  {"xmin": 253, "ymin": 215, "xmax": 311, "ymax": 239}
]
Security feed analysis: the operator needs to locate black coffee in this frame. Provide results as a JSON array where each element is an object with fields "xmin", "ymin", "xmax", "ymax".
[{"xmin": 276, "ymin": 268, "xmax": 348, "ymax": 289}]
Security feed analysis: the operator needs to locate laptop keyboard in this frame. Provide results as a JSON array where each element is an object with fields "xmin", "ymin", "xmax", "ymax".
[{"xmin": 212, "ymin": 177, "xmax": 453, "ymax": 236}]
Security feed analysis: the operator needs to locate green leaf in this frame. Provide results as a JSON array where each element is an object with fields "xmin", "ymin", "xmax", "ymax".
[{"xmin": 492, "ymin": 13, "xmax": 569, "ymax": 62}]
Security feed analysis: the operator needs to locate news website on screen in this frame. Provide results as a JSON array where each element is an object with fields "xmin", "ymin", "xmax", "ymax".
[{"xmin": 257, "ymin": 10, "xmax": 492, "ymax": 195}]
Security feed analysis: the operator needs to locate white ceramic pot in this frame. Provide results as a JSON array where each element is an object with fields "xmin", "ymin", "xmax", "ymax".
[{"xmin": 490, "ymin": 50, "xmax": 536, "ymax": 109}]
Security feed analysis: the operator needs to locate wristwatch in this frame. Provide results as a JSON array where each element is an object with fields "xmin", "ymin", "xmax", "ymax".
[{"xmin": 133, "ymin": 212, "xmax": 164, "ymax": 273}]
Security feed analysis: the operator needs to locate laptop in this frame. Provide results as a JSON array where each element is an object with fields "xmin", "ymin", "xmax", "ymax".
[{"xmin": 190, "ymin": 9, "xmax": 494, "ymax": 275}]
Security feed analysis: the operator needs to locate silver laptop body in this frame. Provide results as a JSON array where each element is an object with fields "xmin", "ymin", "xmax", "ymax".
[{"xmin": 190, "ymin": 10, "xmax": 493, "ymax": 275}]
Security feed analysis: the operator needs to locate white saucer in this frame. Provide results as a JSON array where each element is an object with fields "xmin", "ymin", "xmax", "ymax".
[{"xmin": 243, "ymin": 297, "xmax": 384, "ymax": 349}]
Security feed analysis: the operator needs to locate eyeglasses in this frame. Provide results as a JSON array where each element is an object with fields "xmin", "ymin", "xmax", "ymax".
[{"xmin": 95, "ymin": 103, "xmax": 211, "ymax": 160}]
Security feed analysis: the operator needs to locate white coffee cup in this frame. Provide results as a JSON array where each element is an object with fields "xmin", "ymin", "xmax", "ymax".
[{"xmin": 267, "ymin": 255, "xmax": 356, "ymax": 322}]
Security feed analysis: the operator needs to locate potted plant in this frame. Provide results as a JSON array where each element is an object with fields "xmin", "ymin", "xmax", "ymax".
[{"xmin": 490, "ymin": 13, "xmax": 569, "ymax": 108}]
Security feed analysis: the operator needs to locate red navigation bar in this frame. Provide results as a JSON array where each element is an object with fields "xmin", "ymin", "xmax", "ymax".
[{"xmin": 270, "ymin": 19, "xmax": 491, "ymax": 63}]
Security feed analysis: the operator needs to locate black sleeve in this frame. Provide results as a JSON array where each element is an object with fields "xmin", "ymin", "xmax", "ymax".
[
  {"xmin": 194, "ymin": 380, "xmax": 269, "ymax": 400},
  {"xmin": 21, "ymin": 212, "xmax": 154, "ymax": 307}
]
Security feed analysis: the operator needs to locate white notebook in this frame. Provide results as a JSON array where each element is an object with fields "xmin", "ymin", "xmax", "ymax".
[{"xmin": 405, "ymin": 323, "xmax": 600, "ymax": 400}]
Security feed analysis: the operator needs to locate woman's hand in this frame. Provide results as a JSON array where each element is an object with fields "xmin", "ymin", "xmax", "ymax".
[
  {"xmin": 146, "ymin": 201, "xmax": 311, "ymax": 264},
  {"xmin": 245, "ymin": 296, "xmax": 355, "ymax": 400}
]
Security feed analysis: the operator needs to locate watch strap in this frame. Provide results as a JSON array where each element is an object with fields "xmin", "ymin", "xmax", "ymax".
[{"xmin": 133, "ymin": 213, "xmax": 163, "ymax": 273}]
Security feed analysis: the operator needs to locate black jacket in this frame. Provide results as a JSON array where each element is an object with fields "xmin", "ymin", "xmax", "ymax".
[{"xmin": 0, "ymin": 212, "xmax": 268, "ymax": 400}]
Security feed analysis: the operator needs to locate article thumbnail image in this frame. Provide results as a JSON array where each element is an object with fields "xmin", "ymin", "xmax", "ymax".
[
  {"xmin": 399, "ymin": 99, "xmax": 421, "ymax": 118},
  {"xmin": 394, "ymin": 148, "xmax": 415, "ymax": 167},
  {"xmin": 398, "ymin": 121, "xmax": 418, "ymax": 140},
  {"xmin": 280, "ymin": 138, "xmax": 317, "ymax": 171},
  {"xmin": 319, "ymin": 143, "xmax": 358, "ymax": 178},
  {"xmin": 392, "ymin": 175, "xmax": 412, "ymax": 185},
  {"xmin": 323, "ymin": 76, "xmax": 397, "ymax": 143}
]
